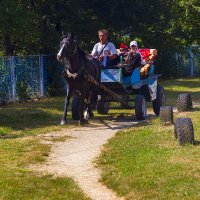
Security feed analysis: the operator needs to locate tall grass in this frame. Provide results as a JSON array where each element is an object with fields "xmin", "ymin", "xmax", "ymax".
[
  {"xmin": 0, "ymin": 97, "xmax": 90, "ymax": 200},
  {"xmin": 97, "ymin": 78, "xmax": 200, "ymax": 199}
]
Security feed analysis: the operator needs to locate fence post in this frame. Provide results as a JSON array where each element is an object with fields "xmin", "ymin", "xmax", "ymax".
[
  {"xmin": 188, "ymin": 47, "xmax": 194, "ymax": 77},
  {"xmin": 39, "ymin": 55, "xmax": 44, "ymax": 97},
  {"xmin": 10, "ymin": 56, "xmax": 16, "ymax": 102}
]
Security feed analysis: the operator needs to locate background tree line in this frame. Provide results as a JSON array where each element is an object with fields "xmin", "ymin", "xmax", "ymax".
[{"xmin": 0, "ymin": 0, "xmax": 199, "ymax": 77}]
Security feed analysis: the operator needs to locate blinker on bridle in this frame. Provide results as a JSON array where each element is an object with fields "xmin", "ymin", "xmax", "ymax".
[{"xmin": 60, "ymin": 37, "xmax": 77, "ymax": 57}]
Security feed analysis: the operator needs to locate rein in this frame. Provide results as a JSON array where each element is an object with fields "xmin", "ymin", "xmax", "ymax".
[
  {"xmin": 71, "ymin": 41, "xmax": 78, "ymax": 56},
  {"xmin": 60, "ymin": 42, "xmax": 130, "ymax": 108}
]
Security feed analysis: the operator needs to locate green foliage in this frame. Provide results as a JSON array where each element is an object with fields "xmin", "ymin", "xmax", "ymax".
[
  {"xmin": 0, "ymin": 0, "xmax": 199, "ymax": 77},
  {"xmin": 16, "ymin": 77, "xmax": 30, "ymax": 100}
]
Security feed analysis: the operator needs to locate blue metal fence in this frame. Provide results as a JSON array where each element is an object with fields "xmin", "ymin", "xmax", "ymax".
[
  {"xmin": 176, "ymin": 46, "xmax": 200, "ymax": 77},
  {"xmin": 0, "ymin": 55, "xmax": 65, "ymax": 103},
  {"xmin": 0, "ymin": 50, "xmax": 199, "ymax": 103}
]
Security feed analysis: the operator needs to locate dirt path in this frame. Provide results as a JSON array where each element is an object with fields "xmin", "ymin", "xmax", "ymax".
[{"xmin": 34, "ymin": 118, "xmax": 138, "ymax": 200}]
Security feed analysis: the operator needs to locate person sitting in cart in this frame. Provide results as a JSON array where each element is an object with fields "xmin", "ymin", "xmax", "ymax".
[
  {"xmin": 138, "ymin": 48, "xmax": 158, "ymax": 77},
  {"xmin": 118, "ymin": 43, "xmax": 129, "ymax": 56},
  {"xmin": 127, "ymin": 41, "xmax": 143, "ymax": 67},
  {"xmin": 117, "ymin": 43, "xmax": 129, "ymax": 62},
  {"xmin": 122, "ymin": 40, "xmax": 143, "ymax": 75},
  {"xmin": 91, "ymin": 29, "xmax": 118, "ymax": 67}
]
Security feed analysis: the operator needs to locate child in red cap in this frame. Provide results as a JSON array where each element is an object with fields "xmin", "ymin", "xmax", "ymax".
[{"xmin": 119, "ymin": 43, "xmax": 128, "ymax": 55}]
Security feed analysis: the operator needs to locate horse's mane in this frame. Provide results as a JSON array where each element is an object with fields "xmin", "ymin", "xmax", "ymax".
[
  {"xmin": 61, "ymin": 33, "xmax": 86, "ymax": 57},
  {"xmin": 77, "ymin": 44, "xmax": 86, "ymax": 57}
]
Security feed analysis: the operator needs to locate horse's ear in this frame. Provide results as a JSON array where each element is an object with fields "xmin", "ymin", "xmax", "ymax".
[
  {"xmin": 55, "ymin": 22, "xmax": 62, "ymax": 32},
  {"xmin": 62, "ymin": 31, "xmax": 65, "ymax": 37},
  {"xmin": 70, "ymin": 32, "xmax": 76, "ymax": 40}
]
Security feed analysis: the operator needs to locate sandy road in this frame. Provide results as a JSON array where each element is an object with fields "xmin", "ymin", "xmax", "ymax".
[{"xmin": 34, "ymin": 117, "xmax": 138, "ymax": 200}]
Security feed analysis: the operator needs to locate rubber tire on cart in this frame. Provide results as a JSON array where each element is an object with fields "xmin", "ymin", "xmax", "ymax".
[
  {"xmin": 174, "ymin": 118, "xmax": 194, "ymax": 145},
  {"xmin": 135, "ymin": 95, "xmax": 147, "ymax": 120},
  {"xmin": 177, "ymin": 93, "xmax": 192, "ymax": 112},
  {"xmin": 96, "ymin": 99, "xmax": 109, "ymax": 114},
  {"xmin": 160, "ymin": 106, "xmax": 173, "ymax": 125},
  {"xmin": 120, "ymin": 95, "xmax": 129, "ymax": 108},
  {"xmin": 72, "ymin": 95, "xmax": 80, "ymax": 120},
  {"xmin": 152, "ymin": 85, "xmax": 166, "ymax": 116}
]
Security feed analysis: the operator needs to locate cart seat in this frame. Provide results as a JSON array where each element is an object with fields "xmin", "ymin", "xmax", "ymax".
[{"xmin": 140, "ymin": 64, "xmax": 151, "ymax": 78}]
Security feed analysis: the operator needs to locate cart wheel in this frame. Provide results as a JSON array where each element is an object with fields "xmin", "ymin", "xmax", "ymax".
[
  {"xmin": 72, "ymin": 95, "xmax": 80, "ymax": 120},
  {"xmin": 135, "ymin": 95, "xmax": 147, "ymax": 120},
  {"xmin": 177, "ymin": 93, "xmax": 192, "ymax": 112},
  {"xmin": 97, "ymin": 99, "xmax": 109, "ymax": 114},
  {"xmin": 152, "ymin": 85, "xmax": 166, "ymax": 116},
  {"xmin": 120, "ymin": 95, "xmax": 129, "ymax": 108},
  {"xmin": 174, "ymin": 118, "xmax": 194, "ymax": 145},
  {"xmin": 174, "ymin": 122, "xmax": 178, "ymax": 140},
  {"xmin": 160, "ymin": 106, "xmax": 173, "ymax": 125}
]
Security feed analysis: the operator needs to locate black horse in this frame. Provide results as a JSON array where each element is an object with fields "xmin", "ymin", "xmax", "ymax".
[{"xmin": 57, "ymin": 33, "xmax": 101, "ymax": 125}]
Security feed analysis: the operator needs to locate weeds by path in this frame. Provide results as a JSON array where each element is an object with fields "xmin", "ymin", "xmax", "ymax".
[
  {"xmin": 0, "ymin": 97, "xmax": 90, "ymax": 200},
  {"xmin": 97, "ymin": 78, "xmax": 200, "ymax": 200}
]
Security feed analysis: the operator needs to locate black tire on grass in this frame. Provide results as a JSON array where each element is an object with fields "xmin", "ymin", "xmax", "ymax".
[
  {"xmin": 174, "ymin": 118, "xmax": 194, "ymax": 145},
  {"xmin": 96, "ymin": 99, "xmax": 109, "ymax": 114},
  {"xmin": 174, "ymin": 122, "xmax": 178, "ymax": 140},
  {"xmin": 160, "ymin": 106, "xmax": 173, "ymax": 125},
  {"xmin": 120, "ymin": 95, "xmax": 129, "ymax": 108},
  {"xmin": 135, "ymin": 95, "xmax": 147, "ymax": 120},
  {"xmin": 152, "ymin": 85, "xmax": 166, "ymax": 116},
  {"xmin": 177, "ymin": 93, "xmax": 193, "ymax": 112}
]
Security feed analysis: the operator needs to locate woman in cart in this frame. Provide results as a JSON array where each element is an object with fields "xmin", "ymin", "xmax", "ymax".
[{"xmin": 122, "ymin": 40, "xmax": 143, "ymax": 75}]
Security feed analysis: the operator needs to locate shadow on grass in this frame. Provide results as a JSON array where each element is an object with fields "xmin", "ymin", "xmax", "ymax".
[
  {"xmin": 165, "ymin": 90, "xmax": 200, "ymax": 97},
  {"xmin": 192, "ymin": 107, "xmax": 200, "ymax": 112},
  {"xmin": 94, "ymin": 112, "xmax": 152, "ymax": 130},
  {"xmin": 194, "ymin": 140, "xmax": 200, "ymax": 146},
  {"xmin": 162, "ymin": 79, "xmax": 200, "ymax": 89},
  {"xmin": 0, "ymin": 108, "xmax": 62, "ymax": 130},
  {"xmin": 0, "ymin": 133, "xmax": 26, "ymax": 139},
  {"xmin": 0, "ymin": 97, "xmax": 81, "ymax": 138},
  {"xmin": 164, "ymin": 90, "xmax": 200, "ymax": 106}
]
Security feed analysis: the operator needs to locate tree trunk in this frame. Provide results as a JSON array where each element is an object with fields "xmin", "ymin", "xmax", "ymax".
[{"xmin": 2, "ymin": 33, "xmax": 14, "ymax": 56}]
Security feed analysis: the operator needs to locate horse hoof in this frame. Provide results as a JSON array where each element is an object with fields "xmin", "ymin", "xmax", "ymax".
[
  {"xmin": 60, "ymin": 119, "xmax": 67, "ymax": 125},
  {"xmin": 89, "ymin": 111, "xmax": 94, "ymax": 118},
  {"xmin": 79, "ymin": 119, "xmax": 88, "ymax": 126}
]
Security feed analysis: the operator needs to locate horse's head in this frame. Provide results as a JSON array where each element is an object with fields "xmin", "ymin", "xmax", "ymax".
[{"xmin": 57, "ymin": 33, "xmax": 77, "ymax": 61}]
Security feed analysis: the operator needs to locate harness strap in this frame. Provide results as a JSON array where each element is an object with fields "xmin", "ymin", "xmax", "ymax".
[
  {"xmin": 98, "ymin": 41, "xmax": 109, "ymax": 58},
  {"xmin": 83, "ymin": 72, "xmax": 131, "ymax": 108}
]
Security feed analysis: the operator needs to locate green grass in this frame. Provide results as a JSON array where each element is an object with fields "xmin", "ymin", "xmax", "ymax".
[
  {"xmin": 0, "ymin": 97, "xmax": 78, "ymax": 137},
  {"xmin": 0, "ymin": 138, "xmax": 90, "ymax": 200},
  {"xmin": 97, "ymin": 78, "xmax": 200, "ymax": 200},
  {"xmin": 0, "ymin": 78, "xmax": 200, "ymax": 199},
  {"xmin": 162, "ymin": 78, "xmax": 200, "ymax": 106},
  {"xmin": 0, "ymin": 97, "xmax": 90, "ymax": 200}
]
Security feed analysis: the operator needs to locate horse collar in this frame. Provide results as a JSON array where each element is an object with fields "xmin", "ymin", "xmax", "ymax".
[{"xmin": 71, "ymin": 41, "xmax": 78, "ymax": 56}]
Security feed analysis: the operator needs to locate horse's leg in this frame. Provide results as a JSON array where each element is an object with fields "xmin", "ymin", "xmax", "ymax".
[
  {"xmin": 87, "ymin": 89, "xmax": 94, "ymax": 118},
  {"xmin": 61, "ymin": 84, "xmax": 72, "ymax": 125},
  {"xmin": 79, "ymin": 95, "xmax": 88, "ymax": 125}
]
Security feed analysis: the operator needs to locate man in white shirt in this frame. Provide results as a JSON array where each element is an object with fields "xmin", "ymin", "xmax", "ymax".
[{"xmin": 91, "ymin": 29, "xmax": 118, "ymax": 67}]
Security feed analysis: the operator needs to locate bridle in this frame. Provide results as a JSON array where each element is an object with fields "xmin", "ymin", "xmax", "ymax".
[
  {"xmin": 61, "ymin": 38, "xmax": 78, "ymax": 72},
  {"xmin": 60, "ymin": 37, "xmax": 78, "ymax": 58}
]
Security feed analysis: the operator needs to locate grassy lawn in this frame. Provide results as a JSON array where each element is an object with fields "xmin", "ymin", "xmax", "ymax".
[
  {"xmin": 0, "ymin": 97, "xmax": 90, "ymax": 200},
  {"xmin": 162, "ymin": 78, "xmax": 200, "ymax": 106},
  {"xmin": 0, "ymin": 78, "xmax": 200, "ymax": 199},
  {"xmin": 97, "ymin": 78, "xmax": 200, "ymax": 200}
]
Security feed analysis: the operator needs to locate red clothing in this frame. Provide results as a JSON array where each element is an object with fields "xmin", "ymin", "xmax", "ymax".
[{"xmin": 138, "ymin": 48, "xmax": 157, "ymax": 62}]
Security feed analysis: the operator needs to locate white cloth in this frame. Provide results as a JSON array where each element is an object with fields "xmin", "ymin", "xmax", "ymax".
[{"xmin": 91, "ymin": 42, "xmax": 118, "ymax": 59}]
